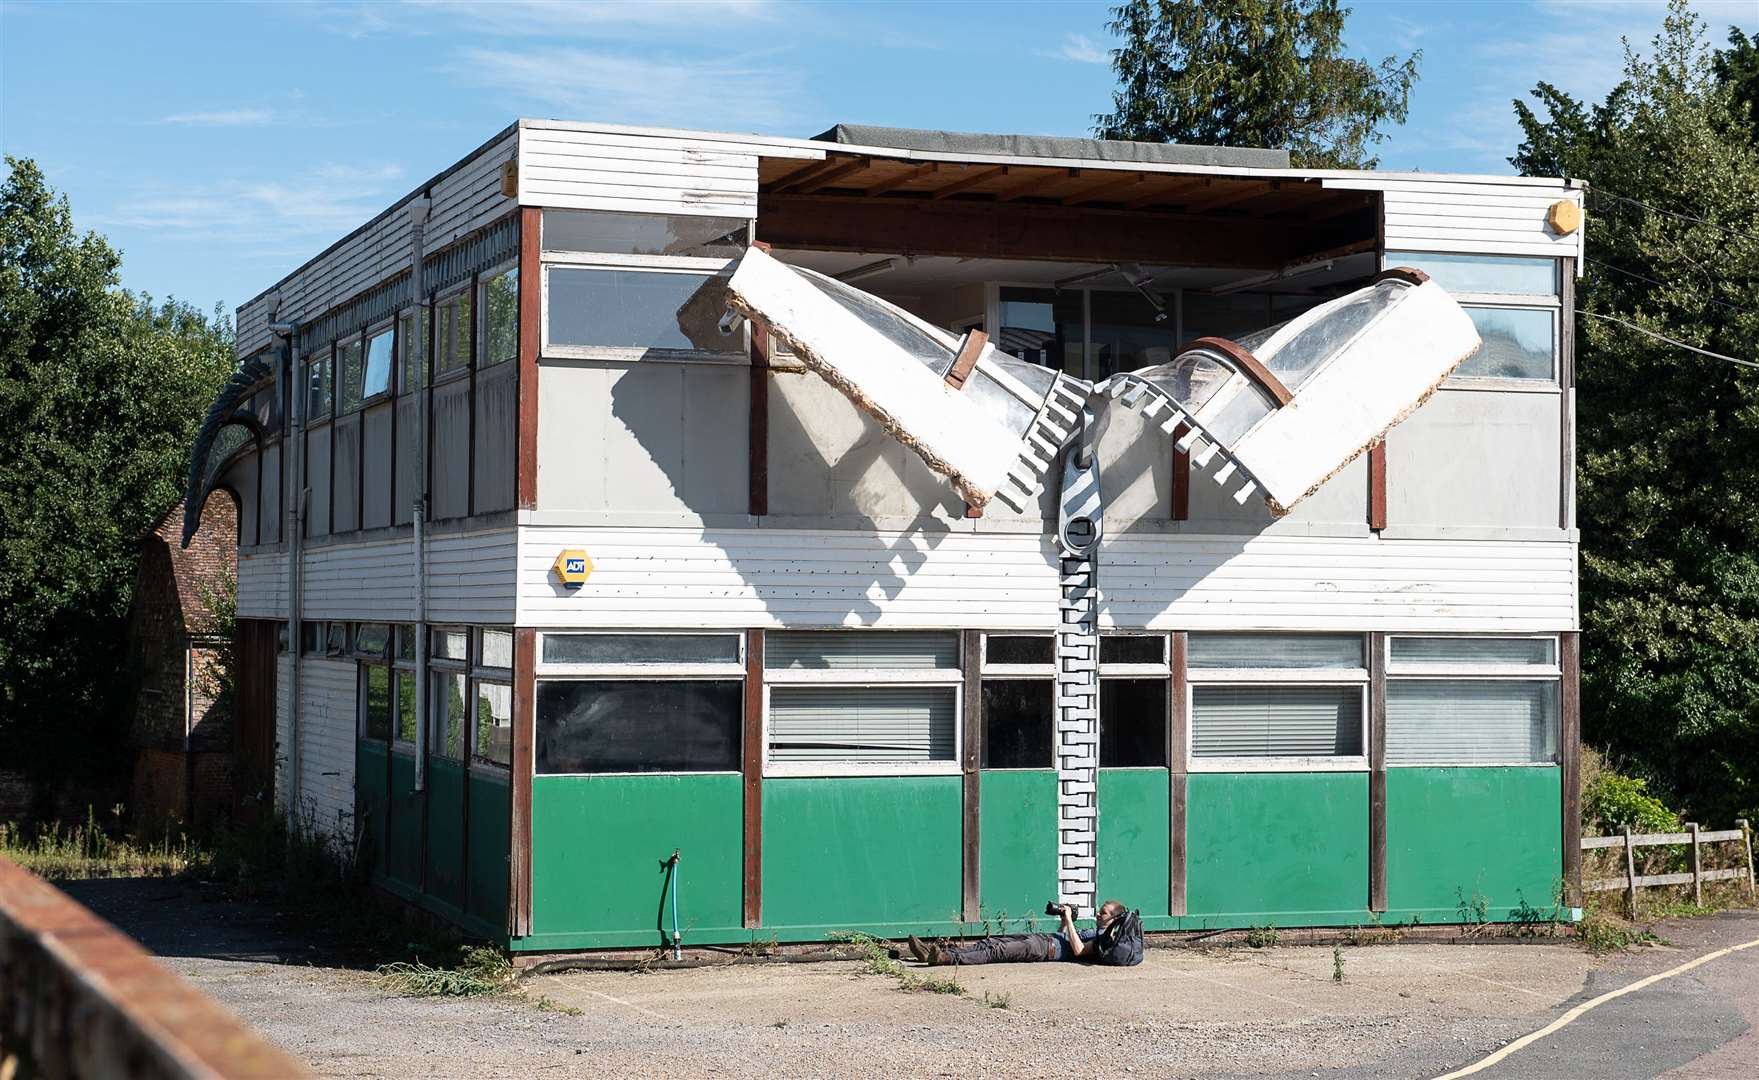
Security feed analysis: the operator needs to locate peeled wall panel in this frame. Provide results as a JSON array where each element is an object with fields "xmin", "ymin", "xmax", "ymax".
[
  {"xmin": 222, "ymin": 453, "xmax": 258, "ymax": 547},
  {"xmin": 259, "ymin": 441, "xmax": 281, "ymax": 544}
]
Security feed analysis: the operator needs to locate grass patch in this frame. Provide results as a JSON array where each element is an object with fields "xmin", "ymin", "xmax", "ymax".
[
  {"xmin": 981, "ymin": 990, "xmax": 1013, "ymax": 1009},
  {"xmin": 1332, "ymin": 944, "xmax": 1345, "ymax": 983},
  {"xmin": 0, "ymin": 809, "xmax": 199, "ymax": 880},
  {"xmin": 836, "ymin": 932, "xmax": 967, "ymax": 996},
  {"xmin": 1244, "ymin": 923, "xmax": 1279, "ymax": 948},
  {"xmin": 1575, "ymin": 911, "xmax": 1664, "ymax": 955}
]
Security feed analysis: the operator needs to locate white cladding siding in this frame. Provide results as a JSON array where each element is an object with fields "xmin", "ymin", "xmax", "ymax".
[
  {"xmin": 1324, "ymin": 176, "xmax": 1584, "ymax": 260},
  {"xmin": 237, "ymin": 549, "xmax": 288, "ymax": 619},
  {"xmin": 235, "ymin": 128, "xmax": 518, "ymax": 357},
  {"xmin": 298, "ymin": 530, "xmax": 517, "ymax": 624},
  {"xmin": 296, "ymin": 657, "xmax": 357, "ymax": 837},
  {"xmin": 516, "ymin": 527, "xmax": 1577, "ymax": 632},
  {"xmin": 275, "ymin": 653, "xmax": 293, "ymax": 812},
  {"xmin": 516, "ymin": 121, "xmax": 812, "ymax": 218}
]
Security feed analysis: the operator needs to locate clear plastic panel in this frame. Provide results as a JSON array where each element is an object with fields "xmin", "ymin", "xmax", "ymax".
[
  {"xmin": 1255, "ymin": 281, "xmax": 1403, "ymax": 391},
  {"xmin": 792, "ymin": 266, "xmax": 961, "ymax": 377}
]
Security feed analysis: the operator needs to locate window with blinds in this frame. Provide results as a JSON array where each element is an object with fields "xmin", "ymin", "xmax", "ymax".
[
  {"xmin": 770, "ymin": 685, "xmax": 956, "ymax": 762},
  {"xmin": 1187, "ymin": 632, "xmax": 1367, "ymax": 767},
  {"xmin": 765, "ymin": 631, "xmax": 961, "ymax": 772},
  {"xmin": 1191, "ymin": 686, "xmax": 1364, "ymax": 759},
  {"xmin": 1386, "ymin": 636, "xmax": 1560, "ymax": 766}
]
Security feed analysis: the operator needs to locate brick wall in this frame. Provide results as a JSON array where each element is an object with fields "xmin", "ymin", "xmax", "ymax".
[{"xmin": 126, "ymin": 495, "xmax": 239, "ymax": 827}]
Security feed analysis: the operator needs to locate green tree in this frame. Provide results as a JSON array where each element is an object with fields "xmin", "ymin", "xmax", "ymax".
[
  {"xmin": 0, "ymin": 157, "xmax": 236, "ymax": 788},
  {"xmin": 1510, "ymin": 1, "xmax": 1759, "ymax": 824},
  {"xmin": 1093, "ymin": 0, "xmax": 1419, "ymax": 168}
]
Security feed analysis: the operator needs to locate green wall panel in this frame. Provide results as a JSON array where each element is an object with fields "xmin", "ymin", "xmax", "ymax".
[
  {"xmin": 763, "ymin": 777, "xmax": 962, "ymax": 930},
  {"xmin": 386, "ymin": 751, "xmax": 422, "ymax": 889},
  {"xmin": 1098, "ymin": 769, "xmax": 1170, "ymax": 917},
  {"xmin": 1386, "ymin": 766, "xmax": 1563, "ymax": 919},
  {"xmin": 425, "ymin": 759, "xmax": 465, "ymax": 908},
  {"xmin": 1187, "ymin": 772, "xmax": 1369, "ymax": 921},
  {"xmin": 531, "ymin": 774, "xmax": 743, "ymax": 941},
  {"xmin": 355, "ymin": 741, "xmax": 389, "ymax": 877},
  {"xmin": 979, "ymin": 771, "xmax": 1057, "ymax": 928},
  {"xmin": 466, "ymin": 771, "xmax": 510, "ymax": 930}
]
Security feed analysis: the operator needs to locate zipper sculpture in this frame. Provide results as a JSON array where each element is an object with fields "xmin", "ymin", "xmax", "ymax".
[{"xmin": 721, "ymin": 248, "xmax": 1481, "ymax": 914}]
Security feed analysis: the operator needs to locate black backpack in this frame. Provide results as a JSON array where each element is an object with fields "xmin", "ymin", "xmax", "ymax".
[{"xmin": 1092, "ymin": 909, "xmax": 1145, "ymax": 967}]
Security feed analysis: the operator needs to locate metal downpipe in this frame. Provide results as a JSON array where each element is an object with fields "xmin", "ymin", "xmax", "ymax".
[{"xmin": 409, "ymin": 198, "xmax": 432, "ymax": 794}]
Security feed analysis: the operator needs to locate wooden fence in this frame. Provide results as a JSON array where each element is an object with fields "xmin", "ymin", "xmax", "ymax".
[{"xmin": 1581, "ymin": 818, "xmax": 1756, "ymax": 913}]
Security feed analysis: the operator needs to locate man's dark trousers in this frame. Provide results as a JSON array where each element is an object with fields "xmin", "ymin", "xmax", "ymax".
[{"xmin": 942, "ymin": 932, "xmax": 1060, "ymax": 964}]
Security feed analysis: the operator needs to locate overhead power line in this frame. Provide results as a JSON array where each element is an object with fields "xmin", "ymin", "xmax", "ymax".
[
  {"xmin": 1586, "ymin": 188, "xmax": 1759, "ymax": 246},
  {"xmin": 1579, "ymin": 311, "xmax": 1759, "ymax": 370},
  {"xmin": 1584, "ymin": 257, "xmax": 1753, "ymax": 315}
]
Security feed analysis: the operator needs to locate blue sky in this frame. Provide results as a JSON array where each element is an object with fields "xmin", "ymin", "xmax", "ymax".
[{"xmin": 3, "ymin": 0, "xmax": 1755, "ymax": 319}]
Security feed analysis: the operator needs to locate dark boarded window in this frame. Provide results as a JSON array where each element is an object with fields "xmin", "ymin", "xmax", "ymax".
[
  {"xmin": 1100, "ymin": 679, "xmax": 1167, "ymax": 767},
  {"xmin": 981, "ymin": 680, "xmax": 1053, "ymax": 768},
  {"xmin": 536, "ymin": 680, "xmax": 741, "ymax": 774}
]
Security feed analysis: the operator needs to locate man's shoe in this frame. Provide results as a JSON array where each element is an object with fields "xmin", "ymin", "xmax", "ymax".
[
  {"xmin": 925, "ymin": 942, "xmax": 949, "ymax": 966},
  {"xmin": 906, "ymin": 935, "xmax": 930, "ymax": 963}
]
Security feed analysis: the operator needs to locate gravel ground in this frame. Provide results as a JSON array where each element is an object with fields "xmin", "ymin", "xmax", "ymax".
[{"xmin": 62, "ymin": 877, "xmax": 1621, "ymax": 1079}]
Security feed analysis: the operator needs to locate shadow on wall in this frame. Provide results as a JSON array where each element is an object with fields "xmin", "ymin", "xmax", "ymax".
[{"xmin": 590, "ymin": 355, "xmax": 1270, "ymax": 627}]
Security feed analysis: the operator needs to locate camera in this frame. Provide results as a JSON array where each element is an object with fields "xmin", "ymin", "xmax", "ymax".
[{"xmin": 1044, "ymin": 900, "xmax": 1069, "ymax": 917}]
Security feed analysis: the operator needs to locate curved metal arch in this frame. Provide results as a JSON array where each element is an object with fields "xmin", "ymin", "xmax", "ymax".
[
  {"xmin": 181, "ymin": 354, "xmax": 273, "ymax": 547},
  {"xmin": 1175, "ymin": 335, "xmax": 1294, "ymax": 408}
]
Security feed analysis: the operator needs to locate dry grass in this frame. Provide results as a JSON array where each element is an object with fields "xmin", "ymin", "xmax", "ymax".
[{"xmin": 0, "ymin": 810, "xmax": 199, "ymax": 880}]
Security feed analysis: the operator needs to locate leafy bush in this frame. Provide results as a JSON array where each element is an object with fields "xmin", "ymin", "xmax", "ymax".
[{"xmin": 1585, "ymin": 772, "xmax": 1680, "ymax": 834}]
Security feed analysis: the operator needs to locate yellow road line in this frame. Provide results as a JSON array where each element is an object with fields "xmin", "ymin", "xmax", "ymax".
[{"xmin": 1434, "ymin": 934, "xmax": 1759, "ymax": 1079}]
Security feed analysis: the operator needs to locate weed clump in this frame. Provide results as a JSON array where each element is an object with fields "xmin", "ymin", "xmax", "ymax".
[
  {"xmin": 835, "ymin": 932, "xmax": 967, "ymax": 996},
  {"xmin": 1244, "ymin": 924, "xmax": 1279, "ymax": 948},
  {"xmin": 376, "ymin": 946, "xmax": 516, "ymax": 997},
  {"xmin": 1575, "ymin": 911, "xmax": 1663, "ymax": 955}
]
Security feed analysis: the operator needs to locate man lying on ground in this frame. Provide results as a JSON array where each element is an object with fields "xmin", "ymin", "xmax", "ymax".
[{"xmin": 906, "ymin": 899, "xmax": 1142, "ymax": 966}]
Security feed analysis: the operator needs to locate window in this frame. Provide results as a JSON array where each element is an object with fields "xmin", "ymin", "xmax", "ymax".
[
  {"xmin": 764, "ymin": 631, "xmax": 960, "ymax": 773},
  {"xmin": 351, "ymin": 622, "xmax": 391, "ymax": 660},
  {"xmin": 541, "ymin": 209, "xmax": 749, "ymax": 258},
  {"xmin": 305, "ymin": 347, "xmax": 332, "ymax": 420},
  {"xmin": 363, "ymin": 326, "xmax": 394, "ymax": 400},
  {"xmin": 480, "ymin": 267, "xmax": 518, "ymax": 367},
  {"xmin": 427, "ymin": 625, "xmax": 469, "ymax": 762},
  {"xmin": 399, "ymin": 306, "xmax": 429, "ymax": 393},
  {"xmin": 1384, "ymin": 252, "xmax": 1559, "ymax": 384},
  {"xmin": 1100, "ymin": 634, "xmax": 1170, "ymax": 767},
  {"xmin": 392, "ymin": 624, "xmax": 417, "ymax": 747},
  {"xmin": 435, "ymin": 289, "xmax": 473, "ymax": 378},
  {"xmin": 1386, "ymin": 636, "xmax": 1560, "ymax": 766},
  {"xmin": 544, "ymin": 267, "xmax": 739, "ymax": 357},
  {"xmin": 541, "ymin": 632, "xmax": 737, "ymax": 666},
  {"xmin": 997, "ymin": 288, "xmax": 1085, "ymax": 377},
  {"xmin": 300, "ymin": 620, "xmax": 323, "ymax": 655},
  {"xmin": 980, "ymin": 633, "xmax": 1054, "ymax": 769},
  {"xmin": 536, "ymin": 631, "xmax": 745, "ymax": 774},
  {"xmin": 472, "ymin": 628, "xmax": 513, "ymax": 768},
  {"xmin": 361, "ymin": 665, "xmax": 391, "ymax": 740},
  {"xmin": 324, "ymin": 622, "xmax": 347, "ymax": 656},
  {"xmin": 1457, "ymin": 307, "xmax": 1555, "ymax": 380},
  {"xmin": 1187, "ymin": 633, "xmax": 1367, "ymax": 768},
  {"xmin": 338, "ymin": 337, "xmax": 364, "ymax": 412},
  {"xmin": 1383, "ymin": 252, "xmax": 1557, "ymax": 296}
]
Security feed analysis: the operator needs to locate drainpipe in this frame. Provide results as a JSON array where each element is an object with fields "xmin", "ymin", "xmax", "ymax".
[
  {"xmin": 408, "ymin": 197, "xmax": 432, "ymax": 793},
  {"xmin": 272, "ymin": 319, "xmax": 303, "ymax": 818}
]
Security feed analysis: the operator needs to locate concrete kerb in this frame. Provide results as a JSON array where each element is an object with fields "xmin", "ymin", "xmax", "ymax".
[{"xmin": 513, "ymin": 923, "xmax": 1577, "ymax": 975}]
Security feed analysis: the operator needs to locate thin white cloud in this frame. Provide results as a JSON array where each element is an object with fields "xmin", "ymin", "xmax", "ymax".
[
  {"xmin": 1059, "ymin": 32, "xmax": 1109, "ymax": 65},
  {"xmin": 95, "ymin": 160, "xmax": 407, "ymax": 242},
  {"xmin": 458, "ymin": 46, "xmax": 801, "ymax": 130},
  {"xmin": 157, "ymin": 108, "xmax": 275, "ymax": 127},
  {"xmin": 311, "ymin": 0, "xmax": 777, "ymax": 39}
]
